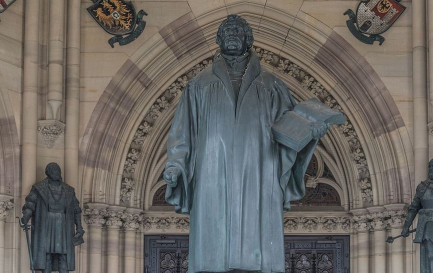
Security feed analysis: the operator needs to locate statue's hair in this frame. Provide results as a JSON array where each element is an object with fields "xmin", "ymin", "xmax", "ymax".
[
  {"xmin": 216, "ymin": 14, "xmax": 254, "ymax": 50},
  {"xmin": 45, "ymin": 162, "xmax": 63, "ymax": 182}
]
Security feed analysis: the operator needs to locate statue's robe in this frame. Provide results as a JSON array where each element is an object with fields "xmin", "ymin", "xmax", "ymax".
[
  {"xmin": 407, "ymin": 180, "xmax": 433, "ymax": 272},
  {"xmin": 22, "ymin": 179, "xmax": 81, "ymax": 271},
  {"xmin": 165, "ymin": 50, "xmax": 317, "ymax": 273}
]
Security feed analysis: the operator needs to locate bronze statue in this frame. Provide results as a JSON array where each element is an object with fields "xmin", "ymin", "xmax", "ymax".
[
  {"xmin": 401, "ymin": 159, "xmax": 433, "ymax": 273},
  {"xmin": 21, "ymin": 162, "xmax": 84, "ymax": 273},
  {"xmin": 163, "ymin": 15, "xmax": 332, "ymax": 273}
]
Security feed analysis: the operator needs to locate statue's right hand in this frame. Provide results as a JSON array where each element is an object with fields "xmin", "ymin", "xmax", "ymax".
[
  {"xmin": 401, "ymin": 227, "xmax": 410, "ymax": 238},
  {"xmin": 20, "ymin": 216, "xmax": 29, "ymax": 226},
  {"xmin": 163, "ymin": 167, "xmax": 181, "ymax": 188},
  {"xmin": 21, "ymin": 210, "xmax": 32, "ymax": 225}
]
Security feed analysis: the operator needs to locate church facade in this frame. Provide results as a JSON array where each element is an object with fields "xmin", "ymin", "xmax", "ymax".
[{"xmin": 0, "ymin": 0, "xmax": 426, "ymax": 272}]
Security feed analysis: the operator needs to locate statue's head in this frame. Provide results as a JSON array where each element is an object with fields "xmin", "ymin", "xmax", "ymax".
[
  {"xmin": 429, "ymin": 159, "xmax": 433, "ymax": 180},
  {"xmin": 45, "ymin": 162, "xmax": 62, "ymax": 182},
  {"xmin": 216, "ymin": 14, "xmax": 254, "ymax": 56}
]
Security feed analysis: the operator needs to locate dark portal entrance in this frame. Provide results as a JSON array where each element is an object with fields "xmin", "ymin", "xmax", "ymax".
[{"xmin": 144, "ymin": 235, "xmax": 349, "ymax": 273}]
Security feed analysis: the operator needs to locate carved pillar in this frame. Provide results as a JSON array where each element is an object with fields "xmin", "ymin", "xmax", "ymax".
[
  {"xmin": 122, "ymin": 208, "xmax": 142, "ymax": 273},
  {"xmin": 413, "ymin": 0, "xmax": 428, "ymax": 182},
  {"xmin": 368, "ymin": 208, "xmax": 387, "ymax": 273},
  {"xmin": 385, "ymin": 205, "xmax": 406, "ymax": 273},
  {"xmin": 47, "ymin": 0, "xmax": 65, "ymax": 119},
  {"xmin": 105, "ymin": 206, "xmax": 124, "ymax": 273},
  {"xmin": 65, "ymin": 0, "xmax": 81, "ymax": 189},
  {"xmin": 352, "ymin": 210, "xmax": 370, "ymax": 273},
  {"xmin": 0, "ymin": 196, "xmax": 13, "ymax": 273},
  {"xmin": 21, "ymin": 0, "xmax": 41, "ymax": 269},
  {"xmin": 84, "ymin": 204, "xmax": 108, "ymax": 273}
]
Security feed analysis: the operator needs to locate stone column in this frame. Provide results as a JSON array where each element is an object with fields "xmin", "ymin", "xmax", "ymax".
[
  {"xmin": 368, "ymin": 208, "xmax": 387, "ymax": 273},
  {"xmin": 21, "ymin": 0, "xmax": 41, "ymax": 271},
  {"xmin": 84, "ymin": 204, "xmax": 108, "ymax": 273},
  {"xmin": 385, "ymin": 205, "xmax": 406, "ymax": 273},
  {"xmin": 352, "ymin": 209, "xmax": 370, "ymax": 273},
  {"xmin": 65, "ymin": 0, "xmax": 81, "ymax": 189},
  {"xmin": 413, "ymin": 0, "xmax": 428, "ymax": 182},
  {"xmin": 0, "ymin": 196, "xmax": 13, "ymax": 273},
  {"xmin": 105, "ymin": 206, "xmax": 125, "ymax": 273},
  {"xmin": 47, "ymin": 0, "xmax": 65, "ymax": 119},
  {"xmin": 122, "ymin": 208, "xmax": 142, "ymax": 273}
]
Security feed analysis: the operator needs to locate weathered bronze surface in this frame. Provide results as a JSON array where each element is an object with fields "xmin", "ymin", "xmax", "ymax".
[
  {"xmin": 21, "ymin": 163, "xmax": 84, "ymax": 273},
  {"xmin": 402, "ymin": 159, "xmax": 433, "ymax": 273},
  {"xmin": 163, "ymin": 15, "xmax": 329, "ymax": 273}
]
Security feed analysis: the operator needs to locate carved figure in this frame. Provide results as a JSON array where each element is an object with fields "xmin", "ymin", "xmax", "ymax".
[
  {"xmin": 402, "ymin": 159, "xmax": 433, "ymax": 273},
  {"xmin": 163, "ymin": 15, "xmax": 329, "ymax": 273},
  {"xmin": 21, "ymin": 163, "xmax": 84, "ymax": 273}
]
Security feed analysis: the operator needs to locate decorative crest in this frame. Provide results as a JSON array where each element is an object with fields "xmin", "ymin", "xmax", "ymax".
[
  {"xmin": 344, "ymin": 0, "xmax": 405, "ymax": 45},
  {"xmin": 0, "ymin": 0, "xmax": 16, "ymax": 15},
  {"xmin": 87, "ymin": 0, "xmax": 147, "ymax": 48}
]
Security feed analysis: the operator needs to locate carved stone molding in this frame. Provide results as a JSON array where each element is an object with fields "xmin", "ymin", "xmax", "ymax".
[
  {"xmin": 142, "ymin": 216, "xmax": 190, "ymax": 232},
  {"xmin": 122, "ymin": 208, "xmax": 143, "ymax": 231},
  {"xmin": 84, "ymin": 203, "xmax": 145, "ymax": 231},
  {"xmin": 283, "ymin": 216, "xmax": 351, "ymax": 233},
  {"xmin": 83, "ymin": 203, "xmax": 109, "ymax": 227},
  {"xmin": 120, "ymin": 46, "xmax": 373, "ymax": 205},
  {"xmin": 105, "ymin": 206, "xmax": 125, "ymax": 229},
  {"xmin": 384, "ymin": 204, "xmax": 407, "ymax": 229},
  {"xmin": 351, "ymin": 205, "xmax": 407, "ymax": 232},
  {"xmin": 37, "ymin": 120, "xmax": 65, "ymax": 148},
  {"xmin": 0, "ymin": 194, "xmax": 14, "ymax": 221}
]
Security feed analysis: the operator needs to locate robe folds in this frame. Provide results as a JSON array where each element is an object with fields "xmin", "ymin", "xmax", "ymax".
[
  {"xmin": 22, "ymin": 179, "xmax": 81, "ymax": 271},
  {"xmin": 165, "ymin": 50, "xmax": 317, "ymax": 273}
]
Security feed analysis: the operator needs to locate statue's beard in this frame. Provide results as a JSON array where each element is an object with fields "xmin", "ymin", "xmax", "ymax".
[{"xmin": 221, "ymin": 36, "xmax": 245, "ymax": 55}]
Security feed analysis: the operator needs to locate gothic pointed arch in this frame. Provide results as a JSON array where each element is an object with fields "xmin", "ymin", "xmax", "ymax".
[{"xmin": 79, "ymin": 2, "xmax": 413, "ymax": 211}]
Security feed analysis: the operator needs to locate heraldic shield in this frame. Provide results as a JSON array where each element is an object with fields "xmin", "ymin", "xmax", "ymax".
[
  {"xmin": 0, "ymin": 0, "xmax": 17, "ymax": 13},
  {"xmin": 88, "ymin": 0, "xmax": 147, "ymax": 47},
  {"xmin": 344, "ymin": 0, "xmax": 405, "ymax": 45}
]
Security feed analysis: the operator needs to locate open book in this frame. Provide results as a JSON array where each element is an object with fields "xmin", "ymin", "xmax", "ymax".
[{"xmin": 271, "ymin": 98, "xmax": 346, "ymax": 152}]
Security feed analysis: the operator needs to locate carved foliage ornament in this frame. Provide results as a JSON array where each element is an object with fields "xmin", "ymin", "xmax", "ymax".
[
  {"xmin": 37, "ymin": 120, "xmax": 65, "ymax": 148},
  {"xmin": 0, "ymin": 198, "xmax": 13, "ymax": 220},
  {"xmin": 88, "ymin": 0, "xmax": 147, "ymax": 48},
  {"xmin": 120, "ymin": 46, "xmax": 373, "ymax": 204}
]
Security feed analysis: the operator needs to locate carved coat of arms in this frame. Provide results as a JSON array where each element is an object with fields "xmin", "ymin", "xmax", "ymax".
[
  {"xmin": 0, "ymin": 0, "xmax": 17, "ymax": 14},
  {"xmin": 88, "ymin": 0, "xmax": 147, "ymax": 48},
  {"xmin": 345, "ymin": 0, "xmax": 405, "ymax": 45}
]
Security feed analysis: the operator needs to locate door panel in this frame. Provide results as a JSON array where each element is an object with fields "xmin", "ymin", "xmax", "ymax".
[{"xmin": 144, "ymin": 235, "xmax": 349, "ymax": 273}]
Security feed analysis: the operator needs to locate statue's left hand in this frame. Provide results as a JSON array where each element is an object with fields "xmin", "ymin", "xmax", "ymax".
[{"xmin": 310, "ymin": 122, "xmax": 329, "ymax": 140}]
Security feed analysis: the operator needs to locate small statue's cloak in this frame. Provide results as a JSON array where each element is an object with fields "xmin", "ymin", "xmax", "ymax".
[
  {"xmin": 23, "ymin": 179, "xmax": 81, "ymax": 271},
  {"xmin": 165, "ymin": 50, "xmax": 317, "ymax": 273}
]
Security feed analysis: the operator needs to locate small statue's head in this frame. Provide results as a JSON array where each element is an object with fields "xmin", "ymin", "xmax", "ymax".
[
  {"xmin": 216, "ymin": 14, "xmax": 254, "ymax": 56},
  {"xmin": 45, "ymin": 162, "xmax": 62, "ymax": 182}
]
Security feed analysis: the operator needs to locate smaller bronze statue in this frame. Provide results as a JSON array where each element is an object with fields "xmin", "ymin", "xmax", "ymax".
[
  {"xmin": 21, "ymin": 162, "xmax": 84, "ymax": 273},
  {"xmin": 400, "ymin": 159, "xmax": 433, "ymax": 273}
]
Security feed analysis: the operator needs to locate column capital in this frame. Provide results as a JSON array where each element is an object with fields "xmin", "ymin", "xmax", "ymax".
[
  {"xmin": 122, "ymin": 208, "xmax": 143, "ymax": 231},
  {"xmin": 83, "ymin": 203, "xmax": 108, "ymax": 227},
  {"xmin": 0, "ymin": 194, "xmax": 13, "ymax": 221},
  {"xmin": 384, "ymin": 204, "xmax": 407, "ymax": 229},
  {"xmin": 105, "ymin": 206, "xmax": 125, "ymax": 229}
]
